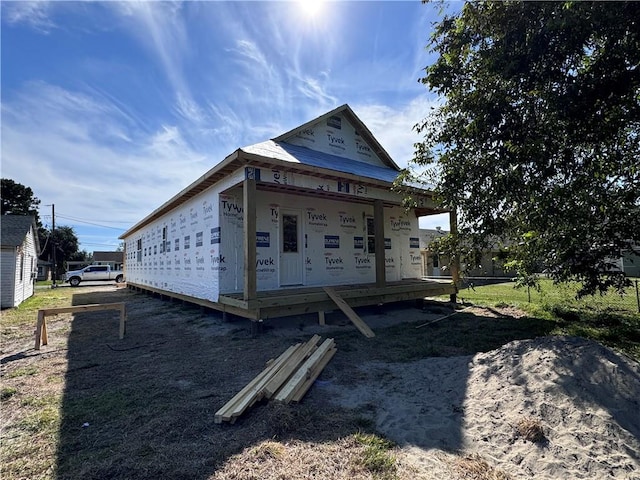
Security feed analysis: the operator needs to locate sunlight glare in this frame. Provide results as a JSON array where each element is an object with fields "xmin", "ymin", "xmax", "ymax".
[{"xmin": 298, "ymin": 0, "xmax": 324, "ymax": 18}]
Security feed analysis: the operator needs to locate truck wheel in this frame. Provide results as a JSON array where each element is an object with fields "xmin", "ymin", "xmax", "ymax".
[
  {"xmin": 115, "ymin": 275, "xmax": 124, "ymax": 283},
  {"xmin": 69, "ymin": 277, "xmax": 81, "ymax": 287}
]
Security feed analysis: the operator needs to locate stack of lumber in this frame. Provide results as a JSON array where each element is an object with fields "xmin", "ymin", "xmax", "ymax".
[{"xmin": 214, "ymin": 335, "xmax": 336, "ymax": 424}]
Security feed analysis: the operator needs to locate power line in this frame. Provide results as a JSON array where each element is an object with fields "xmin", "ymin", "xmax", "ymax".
[
  {"xmin": 81, "ymin": 243, "xmax": 122, "ymax": 248},
  {"xmin": 54, "ymin": 214, "xmax": 128, "ymax": 231}
]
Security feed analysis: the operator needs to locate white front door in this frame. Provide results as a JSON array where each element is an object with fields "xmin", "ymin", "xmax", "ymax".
[{"xmin": 280, "ymin": 210, "xmax": 303, "ymax": 286}]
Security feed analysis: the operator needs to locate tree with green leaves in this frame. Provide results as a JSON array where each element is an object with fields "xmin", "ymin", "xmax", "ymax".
[
  {"xmin": 411, "ymin": 1, "xmax": 640, "ymax": 296},
  {"xmin": 48, "ymin": 226, "xmax": 82, "ymax": 279},
  {"xmin": 1, "ymin": 178, "xmax": 42, "ymax": 227},
  {"xmin": 1, "ymin": 178, "xmax": 85, "ymax": 278}
]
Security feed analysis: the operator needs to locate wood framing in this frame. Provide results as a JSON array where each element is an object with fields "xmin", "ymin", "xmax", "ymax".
[
  {"xmin": 35, "ymin": 302, "xmax": 126, "ymax": 350},
  {"xmin": 243, "ymin": 175, "xmax": 257, "ymax": 301},
  {"xmin": 374, "ymin": 199, "xmax": 386, "ymax": 288},
  {"xmin": 323, "ymin": 287, "xmax": 375, "ymax": 338},
  {"xmin": 128, "ymin": 278, "xmax": 456, "ymax": 324}
]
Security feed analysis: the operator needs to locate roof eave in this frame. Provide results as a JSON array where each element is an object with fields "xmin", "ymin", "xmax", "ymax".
[{"xmin": 119, "ymin": 149, "xmax": 245, "ymax": 239}]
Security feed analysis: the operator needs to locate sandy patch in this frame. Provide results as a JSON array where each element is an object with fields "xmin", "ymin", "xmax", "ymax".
[{"xmin": 323, "ymin": 336, "xmax": 640, "ymax": 479}]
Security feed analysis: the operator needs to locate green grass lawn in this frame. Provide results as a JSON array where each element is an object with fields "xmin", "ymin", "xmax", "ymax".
[
  {"xmin": 455, "ymin": 278, "xmax": 640, "ymax": 361},
  {"xmin": 1, "ymin": 286, "xmax": 72, "ymax": 332}
]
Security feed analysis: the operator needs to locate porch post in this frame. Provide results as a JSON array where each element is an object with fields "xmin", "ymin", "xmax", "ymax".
[
  {"xmin": 449, "ymin": 207, "xmax": 460, "ymax": 302},
  {"xmin": 243, "ymin": 173, "xmax": 257, "ymax": 301},
  {"xmin": 374, "ymin": 199, "xmax": 386, "ymax": 288}
]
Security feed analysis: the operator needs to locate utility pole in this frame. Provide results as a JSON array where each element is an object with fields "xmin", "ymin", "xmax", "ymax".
[{"xmin": 51, "ymin": 204, "xmax": 57, "ymax": 288}]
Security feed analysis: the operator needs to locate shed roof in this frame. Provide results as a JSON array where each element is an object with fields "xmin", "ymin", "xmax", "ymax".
[
  {"xmin": 1, "ymin": 215, "xmax": 39, "ymax": 252},
  {"xmin": 93, "ymin": 251, "xmax": 124, "ymax": 263}
]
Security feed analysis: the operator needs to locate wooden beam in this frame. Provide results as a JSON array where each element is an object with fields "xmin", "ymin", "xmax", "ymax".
[
  {"xmin": 374, "ymin": 199, "xmax": 386, "ymax": 288},
  {"xmin": 35, "ymin": 310, "xmax": 45, "ymax": 350},
  {"xmin": 274, "ymin": 338, "xmax": 336, "ymax": 403},
  {"xmin": 243, "ymin": 174, "xmax": 257, "ymax": 301},
  {"xmin": 449, "ymin": 207, "xmax": 460, "ymax": 303},
  {"xmin": 262, "ymin": 334, "xmax": 321, "ymax": 398},
  {"xmin": 35, "ymin": 302, "xmax": 126, "ymax": 350},
  {"xmin": 291, "ymin": 346, "xmax": 337, "ymax": 403},
  {"xmin": 323, "ymin": 287, "xmax": 375, "ymax": 338},
  {"xmin": 214, "ymin": 343, "xmax": 301, "ymax": 423}
]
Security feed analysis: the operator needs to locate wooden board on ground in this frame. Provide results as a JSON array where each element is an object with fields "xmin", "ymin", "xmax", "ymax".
[
  {"xmin": 215, "ymin": 335, "xmax": 337, "ymax": 423},
  {"xmin": 323, "ymin": 287, "xmax": 375, "ymax": 338},
  {"xmin": 214, "ymin": 343, "xmax": 300, "ymax": 423},
  {"xmin": 274, "ymin": 338, "xmax": 336, "ymax": 403},
  {"xmin": 291, "ymin": 346, "xmax": 337, "ymax": 403},
  {"xmin": 262, "ymin": 334, "xmax": 321, "ymax": 398}
]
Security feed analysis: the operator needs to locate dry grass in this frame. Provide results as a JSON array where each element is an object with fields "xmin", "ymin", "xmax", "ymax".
[
  {"xmin": 514, "ymin": 417, "xmax": 545, "ymax": 443},
  {"xmin": 452, "ymin": 453, "xmax": 511, "ymax": 480},
  {"xmin": 213, "ymin": 435, "xmax": 398, "ymax": 480}
]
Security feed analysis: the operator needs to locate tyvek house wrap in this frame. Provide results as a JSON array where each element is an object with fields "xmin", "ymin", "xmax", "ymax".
[
  {"xmin": 124, "ymin": 190, "xmax": 423, "ymax": 302},
  {"xmin": 217, "ymin": 188, "xmax": 423, "ymax": 295},
  {"xmin": 124, "ymin": 191, "xmax": 222, "ymax": 302}
]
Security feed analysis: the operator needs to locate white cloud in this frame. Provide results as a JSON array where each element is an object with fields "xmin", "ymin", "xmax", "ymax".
[
  {"xmin": 2, "ymin": 1, "xmax": 55, "ymax": 33},
  {"xmin": 107, "ymin": 1, "xmax": 209, "ymax": 127},
  {"xmin": 1, "ymin": 82, "xmax": 215, "ymax": 247},
  {"xmin": 354, "ymin": 95, "xmax": 439, "ymax": 169}
]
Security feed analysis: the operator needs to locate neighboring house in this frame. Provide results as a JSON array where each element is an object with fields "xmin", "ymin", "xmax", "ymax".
[
  {"xmin": 37, "ymin": 259, "xmax": 52, "ymax": 281},
  {"xmin": 419, "ymin": 227, "xmax": 449, "ymax": 277},
  {"xmin": 1, "ymin": 215, "xmax": 40, "ymax": 308},
  {"xmin": 120, "ymin": 104, "xmax": 456, "ymax": 322},
  {"xmin": 419, "ymin": 228, "xmax": 511, "ymax": 278},
  {"xmin": 621, "ymin": 249, "xmax": 640, "ymax": 277},
  {"xmin": 65, "ymin": 260, "xmax": 91, "ymax": 272},
  {"xmin": 93, "ymin": 251, "xmax": 124, "ymax": 270},
  {"xmin": 611, "ymin": 246, "xmax": 640, "ymax": 277}
]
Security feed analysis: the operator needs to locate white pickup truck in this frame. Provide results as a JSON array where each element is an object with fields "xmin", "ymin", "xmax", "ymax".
[{"xmin": 65, "ymin": 265, "xmax": 124, "ymax": 287}]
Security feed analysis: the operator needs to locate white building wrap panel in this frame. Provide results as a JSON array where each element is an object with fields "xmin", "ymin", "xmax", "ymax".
[
  {"xmin": 218, "ymin": 188, "xmax": 244, "ymax": 294},
  {"xmin": 284, "ymin": 113, "xmax": 387, "ymax": 168},
  {"xmin": 125, "ymin": 189, "xmax": 223, "ymax": 301},
  {"xmin": 123, "ymin": 167, "xmax": 423, "ymax": 300},
  {"xmin": 124, "ymin": 170, "xmax": 245, "ymax": 302},
  {"xmin": 217, "ymin": 190, "xmax": 422, "ymax": 295}
]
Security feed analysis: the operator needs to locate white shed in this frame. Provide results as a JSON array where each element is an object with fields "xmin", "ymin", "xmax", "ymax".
[
  {"xmin": 120, "ymin": 105, "xmax": 457, "ymax": 321},
  {"xmin": 1, "ymin": 215, "xmax": 40, "ymax": 308}
]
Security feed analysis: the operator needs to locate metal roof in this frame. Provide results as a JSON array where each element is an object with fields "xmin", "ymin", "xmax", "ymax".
[
  {"xmin": 241, "ymin": 140, "xmax": 401, "ymax": 184},
  {"xmin": 120, "ymin": 105, "xmax": 443, "ymax": 239}
]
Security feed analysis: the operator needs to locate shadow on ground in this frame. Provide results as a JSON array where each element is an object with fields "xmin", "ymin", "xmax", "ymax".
[{"xmin": 55, "ymin": 288, "xmax": 555, "ymax": 479}]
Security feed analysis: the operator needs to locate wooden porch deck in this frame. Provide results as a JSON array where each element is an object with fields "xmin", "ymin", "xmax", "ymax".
[
  {"xmin": 128, "ymin": 278, "xmax": 456, "ymax": 322},
  {"xmin": 218, "ymin": 278, "xmax": 456, "ymax": 320}
]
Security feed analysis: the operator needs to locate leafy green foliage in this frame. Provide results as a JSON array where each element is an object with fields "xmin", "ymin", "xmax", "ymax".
[
  {"xmin": 412, "ymin": 1, "xmax": 640, "ymax": 296},
  {"xmin": 0, "ymin": 179, "xmax": 50, "ymax": 254},
  {"xmin": 1, "ymin": 178, "xmax": 41, "ymax": 226}
]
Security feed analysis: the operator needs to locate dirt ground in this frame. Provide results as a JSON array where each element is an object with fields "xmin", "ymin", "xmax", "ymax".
[{"xmin": 2, "ymin": 284, "xmax": 638, "ymax": 479}]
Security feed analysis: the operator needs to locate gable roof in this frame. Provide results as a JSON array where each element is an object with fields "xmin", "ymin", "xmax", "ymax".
[
  {"xmin": 121, "ymin": 104, "xmax": 439, "ymax": 239},
  {"xmin": 241, "ymin": 140, "xmax": 400, "ymax": 184},
  {"xmin": 1, "ymin": 215, "xmax": 39, "ymax": 252},
  {"xmin": 273, "ymin": 104, "xmax": 401, "ymax": 171}
]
